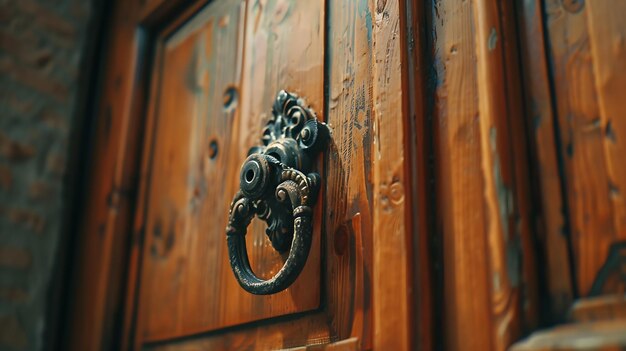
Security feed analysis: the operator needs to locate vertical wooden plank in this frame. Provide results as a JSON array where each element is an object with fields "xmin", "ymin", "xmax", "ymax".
[
  {"xmin": 325, "ymin": 0, "xmax": 414, "ymax": 349},
  {"xmin": 473, "ymin": 0, "xmax": 523, "ymax": 347},
  {"xmin": 370, "ymin": 0, "xmax": 413, "ymax": 349},
  {"xmin": 431, "ymin": 0, "xmax": 493, "ymax": 348},
  {"xmin": 543, "ymin": 0, "xmax": 625, "ymax": 296},
  {"xmin": 325, "ymin": 0, "xmax": 376, "ymax": 347},
  {"xmin": 402, "ymin": 0, "xmax": 434, "ymax": 348},
  {"xmin": 516, "ymin": 0, "xmax": 574, "ymax": 321},
  {"xmin": 431, "ymin": 0, "xmax": 537, "ymax": 349},
  {"xmin": 498, "ymin": 0, "xmax": 540, "ymax": 331},
  {"xmin": 585, "ymin": 2, "xmax": 626, "ymax": 248}
]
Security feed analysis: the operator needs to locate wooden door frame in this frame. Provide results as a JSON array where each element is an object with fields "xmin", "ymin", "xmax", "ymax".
[{"xmin": 64, "ymin": 0, "xmax": 430, "ymax": 350}]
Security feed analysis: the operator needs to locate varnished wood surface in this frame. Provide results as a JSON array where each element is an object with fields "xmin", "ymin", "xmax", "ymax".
[
  {"xmin": 69, "ymin": 0, "xmax": 416, "ymax": 349},
  {"xmin": 370, "ymin": 0, "xmax": 414, "ymax": 349},
  {"xmin": 430, "ymin": 0, "xmax": 538, "ymax": 349},
  {"xmin": 134, "ymin": 0, "xmax": 325, "ymax": 342},
  {"xmin": 136, "ymin": 1, "xmax": 411, "ymax": 349},
  {"xmin": 544, "ymin": 0, "xmax": 626, "ymax": 296}
]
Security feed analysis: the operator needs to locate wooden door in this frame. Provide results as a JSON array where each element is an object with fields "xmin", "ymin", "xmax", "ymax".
[
  {"xmin": 66, "ymin": 0, "xmax": 419, "ymax": 350},
  {"xmin": 70, "ymin": 0, "xmax": 626, "ymax": 349}
]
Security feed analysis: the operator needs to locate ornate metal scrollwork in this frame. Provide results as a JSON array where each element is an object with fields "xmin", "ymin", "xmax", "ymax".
[{"xmin": 226, "ymin": 90, "xmax": 329, "ymax": 295}]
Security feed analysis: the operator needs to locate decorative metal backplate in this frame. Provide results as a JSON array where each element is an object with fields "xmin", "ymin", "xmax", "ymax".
[{"xmin": 225, "ymin": 90, "xmax": 329, "ymax": 295}]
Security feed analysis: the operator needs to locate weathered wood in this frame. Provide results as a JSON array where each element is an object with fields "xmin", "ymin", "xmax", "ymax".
[
  {"xmin": 516, "ymin": 0, "xmax": 574, "ymax": 321},
  {"xmin": 71, "ymin": 0, "xmax": 416, "ymax": 349},
  {"xmin": 431, "ymin": 0, "xmax": 493, "ymax": 347},
  {"xmin": 370, "ymin": 0, "xmax": 414, "ymax": 349},
  {"xmin": 402, "ymin": 0, "xmax": 434, "ymax": 348},
  {"xmin": 544, "ymin": 0, "xmax": 626, "ymax": 296},
  {"xmin": 431, "ymin": 0, "xmax": 538, "ymax": 349}
]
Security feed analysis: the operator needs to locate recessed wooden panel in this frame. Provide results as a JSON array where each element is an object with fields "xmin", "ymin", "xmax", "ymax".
[
  {"xmin": 70, "ymin": 0, "xmax": 416, "ymax": 349},
  {"xmin": 136, "ymin": 0, "xmax": 324, "ymax": 341}
]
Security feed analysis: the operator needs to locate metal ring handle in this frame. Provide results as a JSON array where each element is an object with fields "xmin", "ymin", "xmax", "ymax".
[{"xmin": 225, "ymin": 91, "xmax": 328, "ymax": 295}]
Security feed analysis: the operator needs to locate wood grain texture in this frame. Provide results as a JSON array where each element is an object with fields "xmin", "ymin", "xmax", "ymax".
[
  {"xmin": 70, "ymin": 0, "xmax": 416, "ymax": 349},
  {"xmin": 516, "ymin": 0, "xmax": 574, "ymax": 321},
  {"xmin": 370, "ymin": 0, "xmax": 414, "ymax": 349},
  {"xmin": 430, "ymin": 0, "xmax": 537, "ymax": 349},
  {"xmin": 323, "ymin": 0, "xmax": 416, "ymax": 348},
  {"xmin": 544, "ymin": 0, "xmax": 626, "ymax": 296},
  {"xmin": 431, "ymin": 0, "xmax": 492, "ymax": 347},
  {"xmin": 134, "ymin": 0, "xmax": 325, "ymax": 341},
  {"xmin": 139, "ymin": 0, "xmax": 415, "ymax": 349}
]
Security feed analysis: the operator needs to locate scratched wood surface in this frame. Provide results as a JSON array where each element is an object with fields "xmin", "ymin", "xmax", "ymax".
[
  {"xmin": 543, "ymin": 0, "xmax": 626, "ymax": 297},
  {"xmin": 370, "ymin": 0, "xmax": 413, "ymax": 349},
  {"xmin": 133, "ymin": 0, "xmax": 325, "ymax": 342},
  {"xmin": 429, "ymin": 0, "xmax": 538, "ymax": 349}
]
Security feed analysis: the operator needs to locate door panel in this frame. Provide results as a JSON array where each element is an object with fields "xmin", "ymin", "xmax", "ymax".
[
  {"xmin": 70, "ymin": 0, "xmax": 415, "ymax": 349},
  {"xmin": 136, "ymin": 0, "xmax": 323, "ymax": 341}
]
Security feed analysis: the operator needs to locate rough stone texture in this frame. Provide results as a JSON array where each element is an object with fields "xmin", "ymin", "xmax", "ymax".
[{"xmin": 0, "ymin": 0, "xmax": 97, "ymax": 349}]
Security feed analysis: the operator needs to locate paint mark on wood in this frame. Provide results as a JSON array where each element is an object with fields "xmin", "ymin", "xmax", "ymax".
[
  {"xmin": 488, "ymin": 28, "xmax": 498, "ymax": 51},
  {"xmin": 490, "ymin": 127, "xmax": 520, "ymax": 288}
]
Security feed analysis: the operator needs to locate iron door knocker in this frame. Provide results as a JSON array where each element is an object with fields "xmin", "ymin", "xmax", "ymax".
[{"xmin": 225, "ymin": 90, "xmax": 329, "ymax": 295}]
